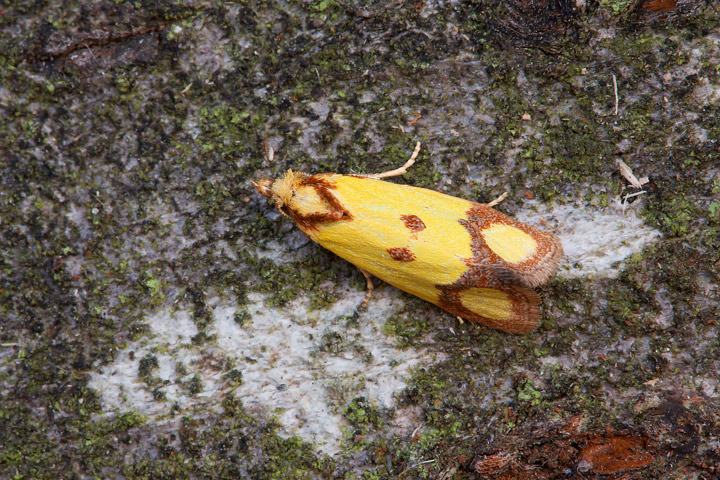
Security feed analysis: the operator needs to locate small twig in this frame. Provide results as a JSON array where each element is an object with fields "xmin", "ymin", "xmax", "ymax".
[
  {"xmin": 408, "ymin": 112, "xmax": 422, "ymax": 127},
  {"xmin": 399, "ymin": 459, "xmax": 437, "ymax": 476},
  {"xmin": 92, "ymin": 190, "xmax": 107, "ymax": 208},
  {"xmin": 623, "ymin": 191, "xmax": 647, "ymax": 201},
  {"xmin": 615, "ymin": 158, "xmax": 649, "ymax": 189},
  {"xmin": 612, "ymin": 73, "xmax": 619, "ymax": 115},
  {"xmin": 263, "ymin": 140, "xmax": 274, "ymax": 162},
  {"xmin": 621, "ymin": 190, "xmax": 647, "ymax": 214},
  {"xmin": 359, "ymin": 268, "xmax": 373, "ymax": 308}
]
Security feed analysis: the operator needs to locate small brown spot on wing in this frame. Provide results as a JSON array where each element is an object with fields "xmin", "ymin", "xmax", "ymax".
[
  {"xmin": 387, "ymin": 247, "xmax": 415, "ymax": 262},
  {"xmin": 400, "ymin": 214, "xmax": 426, "ymax": 233}
]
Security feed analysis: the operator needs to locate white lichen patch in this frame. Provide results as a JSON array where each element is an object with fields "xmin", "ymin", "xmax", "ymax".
[
  {"xmin": 89, "ymin": 288, "xmax": 445, "ymax": 455},
  {"xmin": 515, "ymin": 198, "xmax": 662, "ymax": 279},
  {"xmin": 216, "ymin": 291, "xmax": 445, "ymax": 452},
  {"xmin": 88, "ymin": 309, "xmax": 202, "ymax": 417}
]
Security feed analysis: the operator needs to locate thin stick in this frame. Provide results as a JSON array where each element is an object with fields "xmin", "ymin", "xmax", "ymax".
[
  {"xmin": 623, "ymin": 191, "xmax": 647, "ymax": 201},
  {"xmin": 408, "ymin": 112, "xmax": 422, "ymax": 126},
  {"xmin": 399, "ymin": 459, "xmax": 437, "ymax": 476},
  {"xmin": 366, "ymin": 142, "xmax": 421, "ymax": 179},
  {"xmin": 612, "ymin": 74, "xmax": 619, "ymax": 115},
  {"xmin": 621, "ymin": 190, "xmax": 647, "ymax": 214},
  {"xmin": 615, "ymin": 158, "xmax": 648, "ymax": 189}
]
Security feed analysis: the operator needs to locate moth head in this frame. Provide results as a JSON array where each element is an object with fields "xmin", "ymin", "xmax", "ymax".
[{"xmin": 251, "ymin": 177, "xmax": 275, "ymax": 199}]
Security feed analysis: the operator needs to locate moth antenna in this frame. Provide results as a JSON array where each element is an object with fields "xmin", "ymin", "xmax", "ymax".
[{"xmin": 364, "ymin": 141, "xmax": 421, "ymax": 179}]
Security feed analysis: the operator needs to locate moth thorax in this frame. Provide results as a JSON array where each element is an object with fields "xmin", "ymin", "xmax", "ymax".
[{"xmin": 267, "ymin": 170, "xmax": 339, "ymax": 219}]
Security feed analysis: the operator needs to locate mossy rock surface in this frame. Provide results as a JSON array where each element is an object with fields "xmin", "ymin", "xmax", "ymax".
[{"xmin": 1, "ymin": 1, "xmax": 719, "ymax": 478}]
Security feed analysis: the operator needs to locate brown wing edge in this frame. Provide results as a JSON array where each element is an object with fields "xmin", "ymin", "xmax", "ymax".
[
  {"xmin": 462, "ymin": 204, "xmax": 564, "ymax": 288},
  {"xmin": 438, "ymin": 285, "xmax": 542, "ymax": 334},
  {"xmin": 518, "ymin": 229, "xmax": 564, "ymax": 288}
]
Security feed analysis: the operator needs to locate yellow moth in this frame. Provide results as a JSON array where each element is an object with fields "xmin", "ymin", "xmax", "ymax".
[{"xmin": 252, "ymin": 143, "xmax": 563, "ymax": 334}]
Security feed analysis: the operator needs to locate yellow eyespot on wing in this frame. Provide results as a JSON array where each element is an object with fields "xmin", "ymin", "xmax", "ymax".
[
  {"xmin": 481, "ymin": 224, "xmax": 538, "ymax": 264},
  {"xmin": 458, "ymin": 287, "xmax": 513, "ymax": 320}
]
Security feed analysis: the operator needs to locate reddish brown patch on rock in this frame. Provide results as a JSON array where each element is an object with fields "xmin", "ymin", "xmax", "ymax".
[
  {"xmin": 472, "ymin": 452, "xmax": 514, "ymax": 475},
  {"xmin": 400, "ymin": 214, "xmax": 426, "ymax": 233},
  {"xmin": 468, "ymin": 418, "xmax": 665, "ymax": 479},
  {"xmin": 640, "ymin": 0, "xmax": 677, "ymax": 11},
  {"xmin": 386, "ymin": 247, "xmax": 415, "ymax": 262},
  {"xmin": 578, "ymin": 435, "xmax": 654, "ymax": 474}
]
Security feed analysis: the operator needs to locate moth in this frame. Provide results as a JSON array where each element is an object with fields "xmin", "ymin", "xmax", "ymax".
[{"xmin": 252, "ymin": 143, "xmax": 563, "ymax": 333}]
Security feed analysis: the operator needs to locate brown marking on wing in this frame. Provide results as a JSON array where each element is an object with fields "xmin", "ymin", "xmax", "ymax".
[
  {"xmin": 400, "ymin": 214, "xmax": 426, "ymax": 233},
  {"xmin": 291, "ymin": 176, "xmax": 353, "ymax": 232},
  {"xmin": 386, "ymin": 247, "xmax": 416, "ymax": 262},
  {"xmin": 437, "ymin": 275, "xmax": 541, "ymax": 334},
  {"xmin": 431, "ymin": 201, "xmax": 562, "ymax": 333},
  {"xmin": 460, "ymin": 204, "xmax": 563, "ymax": 288},
  {"xmin": 640, "ymin": 0, "xmax": 677, "ymax": 11},
  {"xmin": 306, "ymin": 174, "xmax": 339, "ymax": 188}
]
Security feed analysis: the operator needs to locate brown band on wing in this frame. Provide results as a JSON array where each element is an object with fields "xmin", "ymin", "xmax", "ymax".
[
  {"xmin": 306, "ymin": 174, "xmax": 339, "ymax": 188},
  {"xmin": 429, "ymin": 202, "xmax": 561, "ymax": 332},
  {"xmin": 291, "ymin": 176, "xmax": 353, "ymax": 232}
]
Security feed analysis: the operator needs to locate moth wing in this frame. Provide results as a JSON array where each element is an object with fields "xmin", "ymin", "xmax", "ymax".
[
  {"xmin": 440, "ymin": 284, "xmax": 542, "ymax": 334},
  {"xmin": 469, "ymin": 262, "xmax": 533, "ymax": 288},
  {"xmin": 462, "ymin": 206, "xmax": 564, "ymax": 288}
]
